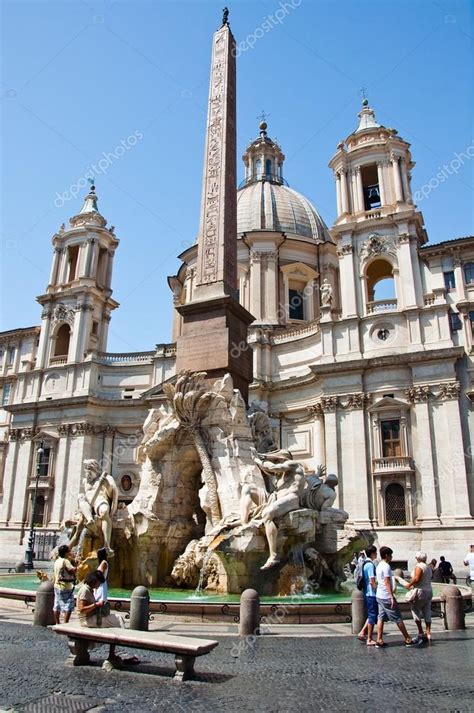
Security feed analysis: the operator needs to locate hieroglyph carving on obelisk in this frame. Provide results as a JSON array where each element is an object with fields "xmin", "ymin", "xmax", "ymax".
[{"xmin": 195, "ymin": 23, "xmax": 237, "ymax": 297}]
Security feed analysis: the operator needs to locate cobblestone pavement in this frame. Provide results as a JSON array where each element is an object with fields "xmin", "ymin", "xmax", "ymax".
[{"xmin": 0, "ymin": 620, "xmax": 473, "ymax": 713}]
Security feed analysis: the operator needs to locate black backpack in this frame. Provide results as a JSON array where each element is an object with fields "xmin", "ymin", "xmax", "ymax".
[{"xmin": 356, "ymin": 560, "xmax": 370, "ymax": 591}]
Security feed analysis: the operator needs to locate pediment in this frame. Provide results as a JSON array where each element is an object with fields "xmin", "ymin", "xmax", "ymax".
[{"xmin": 368, "ymin": 396, "xmax": 409, "ymax": 412}]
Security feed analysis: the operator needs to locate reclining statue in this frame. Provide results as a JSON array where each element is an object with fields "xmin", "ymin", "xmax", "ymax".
[{"xmin": 240, "ymin": 449, "xmax": 306, "ymax": 570}]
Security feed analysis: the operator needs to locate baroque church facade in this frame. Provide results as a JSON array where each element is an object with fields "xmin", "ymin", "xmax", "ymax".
[{"xmin": 1, "ymin": 97, "xmax": 473, "ymax": 565}]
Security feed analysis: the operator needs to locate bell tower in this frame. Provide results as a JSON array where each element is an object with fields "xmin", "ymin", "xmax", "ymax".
[
  {"xmin": 328, "ymin": 100, "xmax": 427, "ymax": 341},
  {"xmin": 36, "ymin": 183, "xmax": 119, "ymax": 369}
]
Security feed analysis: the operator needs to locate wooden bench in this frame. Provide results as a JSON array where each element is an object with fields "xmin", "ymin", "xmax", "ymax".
[{"xmin": 53, "ymin": 624, "xmax": 218, "ymax": 681}]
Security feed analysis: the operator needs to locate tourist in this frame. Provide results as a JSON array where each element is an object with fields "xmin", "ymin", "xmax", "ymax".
[
  {"xmin": 438, "ymin": 556, "xmax": 457, "ymax": 584},
  {"xmin": 430, "ymin": 559, "xmax": 443, "ymax": 583},
  {"xmin": 356, "ymin": 545, "xmax": 378, "ymax": 646},
  {"xmin": 463, "ymin": 545, "xmax": 474, "ymax": 585},
  {"xmin": 375, "ymin": 546, "xmax": 416, "ymax": 648},
  {"xmin": 95, "ymin": 548, "xmax": 109, "ymax": 605},
  {"xmin": 53, "ymin": 544, "xmax": 77, "ymax": 625},
  {"xmin": 77, "ymin": 570, "xmax": 122, "ymax": 629},
  {"xmin": 77, "ymin": 570, "xmax": 124, "ymax": 666},
  {"xmin": 400, "ymin": 551, "xmax": 433, "ymax": 643}
]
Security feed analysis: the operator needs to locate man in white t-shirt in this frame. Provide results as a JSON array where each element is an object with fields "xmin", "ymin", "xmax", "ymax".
[
  {"xmin": 464, "ymin": 544, "xmax": 474, "ymax": 582},
  {"xmin": 375, "ymin": 546, "xmax": 416, "ymax": 648}
]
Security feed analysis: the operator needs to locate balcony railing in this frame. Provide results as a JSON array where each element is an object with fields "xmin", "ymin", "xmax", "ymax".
[
  {"xmin": 96, "ymin": 351, "xmax": 154, "ymax": 364},
  {"xmin": 49, "ymin": 356, "xmax": 67, "ymax": 365},
  {"xmin": 373, "ymin": 456, "xmax": 414, "ymax": 474},
  {"xmin": 366, "ymin": 299, "xmax": 398, "ymax": 314}
]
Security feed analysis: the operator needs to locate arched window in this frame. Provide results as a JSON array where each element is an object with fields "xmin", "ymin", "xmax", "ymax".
[
  {"xmin": 54, "ymin": 324, "xmax": 71, "ymax": 357},
  {"xmin": 366, "ymin": 259, "xmax": 396, "ymax": 310},
  {"xmin": 463, "ymin": 262, "xmax": 474, "ymax": 285},
  {"xmin": 265, "ymin": 158, "xmax": 272, "ymax": 178},
  {"xmin": 385, "ymin": 483, "xmax": 406, "ymax": 525},
  {"xmin": 254, "ymin": 158, "xmax": 262, "ymax": 179}
]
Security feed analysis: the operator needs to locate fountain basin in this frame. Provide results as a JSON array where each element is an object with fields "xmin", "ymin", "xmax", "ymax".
[{"xmin": 0, "ymin": 574, "xmax": 471, "ymax": 624}]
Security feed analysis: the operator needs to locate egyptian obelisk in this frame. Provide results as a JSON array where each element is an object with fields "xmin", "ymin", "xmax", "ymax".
[{"xmin": 175, "ymin": 11, "xmax": 254, "ymax": 400}]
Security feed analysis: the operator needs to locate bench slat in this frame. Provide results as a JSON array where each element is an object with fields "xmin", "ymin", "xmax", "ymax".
[{"xmin": 53, "ymin": 625, "xmax": 218, "ymax": 656}]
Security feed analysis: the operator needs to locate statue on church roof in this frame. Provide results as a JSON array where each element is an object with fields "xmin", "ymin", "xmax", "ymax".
[{"xmin": 222, "ymin": 6, "xmax": 229, "ymax": 26}]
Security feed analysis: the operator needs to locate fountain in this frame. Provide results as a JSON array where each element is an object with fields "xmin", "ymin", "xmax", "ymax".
[{"xmin": 62, "ymin": 370, "xmax": 373, "ymax": 599}]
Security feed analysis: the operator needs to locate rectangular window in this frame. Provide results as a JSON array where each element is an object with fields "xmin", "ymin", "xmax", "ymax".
[
  {"xmin": 7, "ymin": 347, "xmax": 15, "ymax": 365},
  {"xmin": 91, "ymin": 321, "xmax": 99, "ymax": 336},
  {"xmin": 289, "ymin": 289, "xmax": 304, "ymax": 321},
  {"xmin": 2, "ymin": 383, "xmax": 12, "ymax": 406},
  {"xmin": 449, "ymin": 310, "xmax": 462, "ymax": 332},
  {"xmin": 380, "ymin": 419, "xmax": 401, "ymax": 457},
  {"xmin": 37, "ymin": 447, "xmax": 51, "ymax": 477},
  {"xmin": 444, "ymin": 271, "xmax": 455, "ymax": 291}
]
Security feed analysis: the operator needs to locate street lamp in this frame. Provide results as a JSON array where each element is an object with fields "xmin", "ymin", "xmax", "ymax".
[{"xmin": 24, "ymin": 440, "xmax": 45, "ymax": 571}]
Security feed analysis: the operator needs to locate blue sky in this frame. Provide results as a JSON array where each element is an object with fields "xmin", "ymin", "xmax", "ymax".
[{"xmin": 1, "ymin": 0, "xmax": 473, "ymax": 350}]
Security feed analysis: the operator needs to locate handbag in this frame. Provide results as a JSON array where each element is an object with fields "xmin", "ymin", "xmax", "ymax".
[
  {"xmin": 95, "ymin": 601, "xmax": 111, "ymax": 626},
  {"xmin": 405, "ymin": 587, "xmax": 422, "ymax": 603}
]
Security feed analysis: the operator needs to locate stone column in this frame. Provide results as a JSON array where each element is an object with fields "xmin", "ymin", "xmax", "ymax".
[
  {"xmin": 397, "ymin": 233, "xmax": 417, "ymax": 308},
  {"xmin": 437, "ymin": 384, "xmax": 472, "ymax": 522},
  {"xmin": 265, "ymin": 251, "xmax": 279, "ymax": 324},
  {"xmin": 453, "ymin": 255, "xmax": 467, "ymax": 302},
  {"xmin": 49, "ymin": 247, "xmax": 63, "ymax": 286},
  {"xmin": 337, "ymin": 244, "xmax": 357, "ymax": 318},
  {"xmin": 82, "ymin": 238, "xmax": 96, "ymax": 277},
  {"xmin": 36, "ymin": 308, "xmax": 52, "ymax": 369},
  {"xmin": 321, "ymin": 398, "xmax": 339, "ymax": 506},
  {"xmin": 377, "ymin": 162, "xmax": 386, "ymax": 206},
  {"xmin": 344, "ymin": 394, "xmax": 371, "ymax": 525},
  {"xmin": 400, "ymin": 159, "xmax": 412, "ymax": 203},
  {"xmin": 391, "ymin": 154, "xmax": 404, "ymax": 203},
  {"xmin": 355, "ymin": 166, "xmax": 364, "ymax": 212},
  {"xmin": 249, "ymin": 251, "xmax": 263, "ymax": 322},
  {"xmin": 310, "ymin": 406, "xmax": 325, "ymax": 464},
  {"xmin": 350, "ymin": 170, "xmax": 358, "ymax": 213},
  {"xmin": 407, "ymin": 387, "xmax": 440, "ymax": 524},
  {"xmin": 105, "ymin": 249, "xmax": 115, "ymax": 288},
  {"xmin": 102, "ymin": 427, "xmax": 116, "ymax": 474},
  {"xmin": 340, "ymin": 170, "xmax": 349, "ymax": 215},
  {"xmin": 335, "ymin": 172, "xmax": 342, "ymax": 216}
]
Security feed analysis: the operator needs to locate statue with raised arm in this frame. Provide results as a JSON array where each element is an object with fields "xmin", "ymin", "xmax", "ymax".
[
  {"xmin": 75, "ymin": 459, "xmax": 119, "ymax": 555},
  {"xmin": 240, "ymin": 449, "xmax": 306, "ymax": 570}
]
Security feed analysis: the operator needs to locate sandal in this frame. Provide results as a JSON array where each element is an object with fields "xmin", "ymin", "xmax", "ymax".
[
  {"xmin": 375, "ymin": 641, "xmax": 387, "ymax": 648},
  {"xmin": 357, "ymin": 634, "xmax": 366, "ymax": 642},
  {"xmin": 366, "ymin": 640, "xmax": 376, "ymax": 646}
]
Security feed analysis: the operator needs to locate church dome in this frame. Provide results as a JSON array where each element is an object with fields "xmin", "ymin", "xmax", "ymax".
[
  {"xmin": 237, "ymin": 120, "xmax": 331, "ymax": 242},
  {"xmin": 237, "ymin": 181, "xmax": 330, "ymax": 241}
]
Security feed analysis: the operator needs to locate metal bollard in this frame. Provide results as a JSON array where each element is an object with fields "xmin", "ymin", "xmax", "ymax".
[
  {"xmin": 129, "ymin": 586, "xmax": 150, "ymax": 631},
  {"xmin": 351, "ymin": 588, "xmax": 367, "ymax": 635},
  {"xmin": 442, "ymin": 585, "xmax": 465, "ymax": 630},
  {"xmin": 239, "ymin": 588, "xmax": 260, "ymax": 637},
  {"xmin": 34, "ymin": 581, "xmax": 55, "ymax": 627}
]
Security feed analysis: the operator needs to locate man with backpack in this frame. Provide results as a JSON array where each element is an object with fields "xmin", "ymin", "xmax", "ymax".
[
  {"xmin": 356, "ymin": 545, "xmax": 378, "ymax": 646},
  {"xmin": 53, "ymin": 544, "xmax": 77, "ymax": 624}
]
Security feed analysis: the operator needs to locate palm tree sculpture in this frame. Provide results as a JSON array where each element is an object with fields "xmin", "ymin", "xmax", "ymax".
[{"xmin": 163, "ymin": 371, "xmax": 222, "ymax": 525}]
